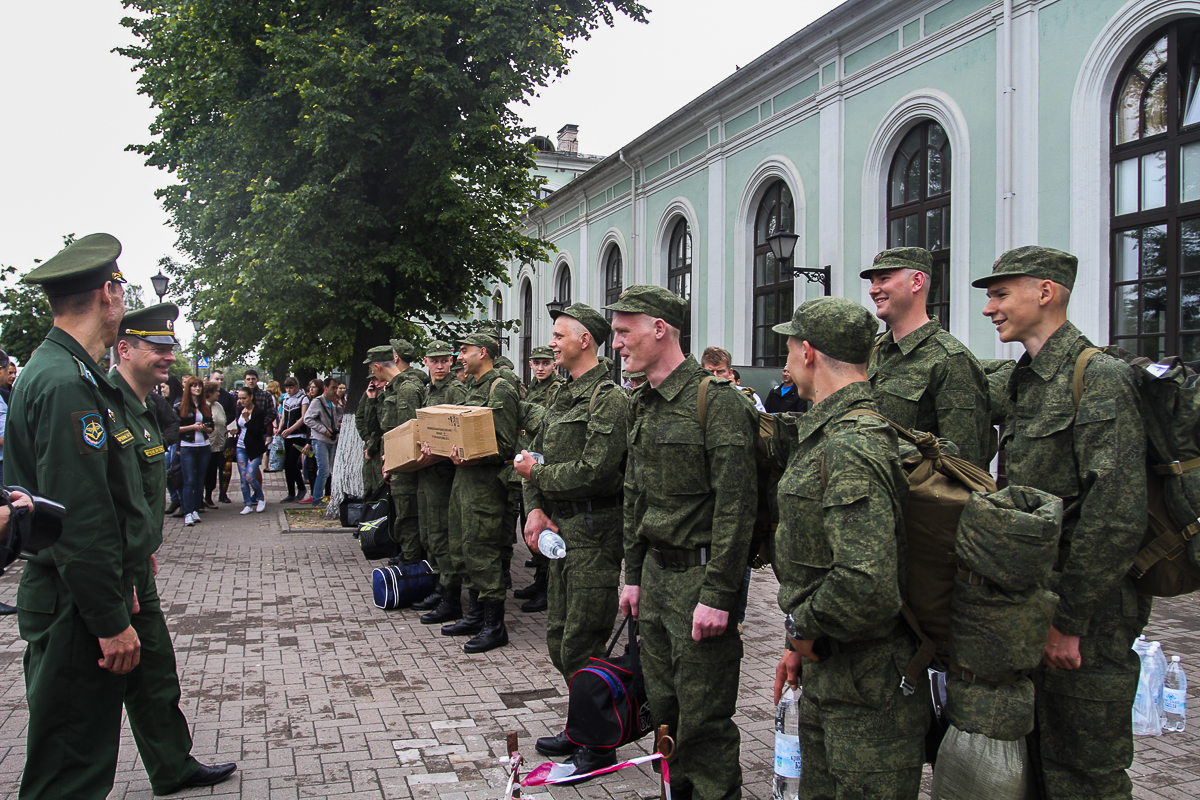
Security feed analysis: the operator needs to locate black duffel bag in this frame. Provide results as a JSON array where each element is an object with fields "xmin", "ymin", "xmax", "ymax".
[
  {"xmin": 342, "ymin": 485, "xmax": 390, "ymax": 529},
  {"xmin": 565, "ymin": 614, "xmax": 653, "ymax": 749}
]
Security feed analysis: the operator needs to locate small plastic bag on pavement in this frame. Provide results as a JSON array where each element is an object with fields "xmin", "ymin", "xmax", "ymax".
[
  {"xmin": 1133, "ymin": 636, "xmax": 1167, "ymax": 736},
  {"xmin": 930, "ymin": 724, "xmax": 1031, "ymax": 800}
]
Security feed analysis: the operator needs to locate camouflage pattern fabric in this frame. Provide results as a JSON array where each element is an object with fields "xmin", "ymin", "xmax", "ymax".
[
  {"xmin": 355, "ymin": 393, "xmax": 386, "ymax": 498},
  {"xmin": 956, "ymin": 485, "xmax": 1062, "ymax": 593},
  {"xmin": 526, "ymin": 373, "xmax": 565, "ymax": 408},
  {"xmin": 773, "ymin": 381, "xmax": 928, "ymax": 793},
  {"xmin": 448, "ymin": 368, "xmax": 519, "ymax": 602},
  {"xmin": 971, "ymin": 245, "xmax": 1079, "ymax": 291},
  {"xmin": 999, "ymin": 321, "xmax": 1151, "ymax": 799},
  {"xmin": 417, "ymin": 376, "xmax": 465, "ymax": 583},
  {"xmin": 623, "ymin": 355, "xmax": 757, "ymax": 800},
  {"xmin": 868, "ymin": 318, "xmax": 993, "ymax": 469},
  {"xmin": 382, "ymin": 370, "xmax": 424, "ymax": 559},
  {"xmin": 946, "ymin": 674, "xmax": 1036, "ymax": 741},
  {"xmin": 950, "ymin": 578, "xmax": 1058, "ymax": 683},
  {"xmin": 523, "ymin": 362, "xmax": 628, "ymax": 681}
]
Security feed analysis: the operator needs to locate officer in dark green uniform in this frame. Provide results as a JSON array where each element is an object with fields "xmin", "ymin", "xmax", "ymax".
[
  {"xmin": 356, "ymin": 345, "xmax": 393, "ymax": 499},
  {"xmin": 413, "ymin": 341, "xmax": 467, "ymax": 615},
  {"xmin": 607, "ymin": 286, "xmax": 758, "ymax": 800},
  {"xmin": 516, "ymin": 303, "xmax": 628, "ymax": 776},
  {"xmin": 110, "ymin": 303, "xmax": 238, "ymax": 794},
  {"xmin": 8, "ymin": 235, "xmax": 235, "ymax": 798}
]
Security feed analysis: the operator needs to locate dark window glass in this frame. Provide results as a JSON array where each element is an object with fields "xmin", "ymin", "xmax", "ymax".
[
  {"xmin": 668, "ymin": 218, "xmax": 693, "ymax": 355},
  {"xmin": 1111, "ymin": 21, "xmax": 1200, "ymax": 360},
  {"xmin": 521, "ymin": 281, "xmax": 533, "ymax": 383},
  {"xmin": 603, "ymin": 246, "xmax": 622, "ymax": 367},
  {"xmin": 887, "ymin": 120, "xmax": 952, "ymax": 329},
  {"xmin": 556, "ymin": 267, "xmax": 571, "ymax": 304},
  {"xmin": 753, "ymin": 181, "xmax": 794, "ymax": 366}
]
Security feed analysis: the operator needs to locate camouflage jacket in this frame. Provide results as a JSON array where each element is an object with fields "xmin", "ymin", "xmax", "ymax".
[
  {"xmin": 424, "ymin": 374, "xmax": 466, "ymax": 408},
  {"xmin": 1001, "ymin": 321, "xmax": 1146, "ymax": 637},
  {"xmin": 869, "ymin": 317, "xmax": 992, "ymax": 469},
  {"xmin": 497, "ymin": 366, "xmax": 526, "ymax": 400},
  {"xmin": 623, "ymin": 355, "xmax": 758, "ymax": 612},
  {"xmin": 527, "ymin": 373, "xmax": 566, "ymax": 408},
  {"xmin": 382, "ymin": 371, "xmax": 424, "ymax": 493},
  {"xmin": 461, "ymin": 366, "xmax": 520, "ymax": 468},
  {"xmin": 524, "ymin": 363, "xmax": 628, "ymax": 510},
  {"xmin": 775, "ymin": 381, "xmax": 908, "ymax": 643},
  {"xmin": 355, "ymin": 394, "xmax": 383, "ymax": 457}
]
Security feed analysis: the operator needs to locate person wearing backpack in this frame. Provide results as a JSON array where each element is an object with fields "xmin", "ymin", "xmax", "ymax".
[
  {"xmin": 976, "ymin": 246, "xmax": 1149, "ymax": 800},
  {"xmin": 771, "ymin": 297, "xmax": 928, "ymax": 799},
  {"xmin": 862, "ymin": 247, "xmax": 992, "ymax": 469},
  {"xmin": 513, "ymin": 303, "xmax": 629, "ymax": 778},
  {"xmin": 608, "ymin": 286, "xmax": 758, "ymax": 800}
]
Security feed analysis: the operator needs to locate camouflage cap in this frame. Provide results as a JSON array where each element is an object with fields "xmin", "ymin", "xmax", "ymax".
[
  {"xmin": 771, "ymin": 296, "xmax": 878, "ymax": 365},
  {"xmin": 24, "ymin": 233, "xmax": 128, "ymax": 297},
  {"xmin": 529, "ymin": 345, "xmax": 554, "ymax": 360},
  {"xmin": 457, "ymin": 332, "xmax": 501, "ymax": 358},
  {"xmin": 602, "ymin": 284, "xmax": 687, "ymax": 331},
  {"xmin": 860, "ymin": 246, "xmax": 933, "ymax": 278},
  {"xmin": 119, "ymin": 303, "xmax": 179, "ymax": 346},
  {"xmin": 424, "ymin": 340, "xmax": 454, "ymax": 358},
  {"xmin": 363, "ymin": 345, "xmax": 395, "ymax": 365},
  {"xmin": 972, "ymin": 245, "xmax": 1078, "ymax": 291},
  {"xmin": 390, "ymin": 338, "xmax": 418, "ymax": 363},
  {"xmin": 550, "ymin": 301, "xmax": 611, "ymax": 344},
  {"xmin": 495, "ymin": 355, "xmax": 516, "ymax": 370}
]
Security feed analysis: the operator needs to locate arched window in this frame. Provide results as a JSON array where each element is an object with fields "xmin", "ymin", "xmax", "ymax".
[
  {"xmin": 556, "ymin": 265, "xmax": 572, "ymax": 305},
  {"xmin": 603, "ymin": 246, "xmax": 623, "ymax": 365},
  {"xmin": 887, "ymin": 120, "xmax": 952, "ymax": 329},
  {"xmin": 1111, "ymin": 21, "xmax": 1200, "ymax": 361},
  {"xmin": 753, "ymin": 181, "xmax": 795, "ymax": 366},
  {"xmin": 521, "ymin": 280, "xmax": 533, "ymax": 383},
  {"xmin": 668, "ymin": 218, "xmax": 693, "ymax": 355}
]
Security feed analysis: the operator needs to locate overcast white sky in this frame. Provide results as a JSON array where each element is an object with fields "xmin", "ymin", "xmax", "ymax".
[{"xmin": 0, "ymin": 0, "xmax": 841, "ymax": 343}]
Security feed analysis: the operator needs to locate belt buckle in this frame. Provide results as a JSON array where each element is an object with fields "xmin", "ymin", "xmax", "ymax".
[{"xmin": 650, "ymin": 548, "xmax": 666, "ymax": 569}]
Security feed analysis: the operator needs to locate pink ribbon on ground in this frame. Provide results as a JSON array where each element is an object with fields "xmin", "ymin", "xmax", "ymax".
[{"xmin": 519, "ymin": 751, "xmax": 670, "ymax": 797}]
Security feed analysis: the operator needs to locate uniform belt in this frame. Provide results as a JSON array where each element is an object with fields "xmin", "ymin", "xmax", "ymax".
[
  {"xmin": 793, "ymin": 624, "xmax": 908, "ymax": 658},
  {"xmin": 650, "ymin": 545, "xmax": 710, "ymax": 571},
  {"xmin": 956, "ymin": 566, "xmax": 988, "ymax": 586},
  {"xmin": 550, "ymin": 496, "xmax": 621, "ymax": 519},
  {"xmin": 949, "ymin": 660, "xmax": 1023, "ymax": 687}
]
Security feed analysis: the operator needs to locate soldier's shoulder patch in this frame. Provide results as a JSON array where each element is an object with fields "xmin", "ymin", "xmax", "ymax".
[
  {"xmin": 72, "ymin": 409, "xmax": 108, "ymax": 453},
  {"xmin": 72, "ymin": 356, "xmax": 97, "ymax": 387}
]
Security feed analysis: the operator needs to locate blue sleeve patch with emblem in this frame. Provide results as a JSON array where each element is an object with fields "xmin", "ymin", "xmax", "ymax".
[{"xmin": 71, "ymin": 410, "xmax": 108, "ymax": 453}]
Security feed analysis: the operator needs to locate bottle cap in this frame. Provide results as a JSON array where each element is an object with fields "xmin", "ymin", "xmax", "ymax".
[{"xmin": 1173, "ymin": 655, "xmax": 1181, "ymax": 661}]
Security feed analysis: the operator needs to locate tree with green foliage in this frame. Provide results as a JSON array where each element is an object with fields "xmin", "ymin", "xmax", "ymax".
[{"xmin": 119, "ymin": 0, "xmax": 645, "ymax": 410}]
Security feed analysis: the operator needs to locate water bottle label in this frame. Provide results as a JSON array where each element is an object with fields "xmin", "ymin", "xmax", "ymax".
[
  {"xmin": 774, "ymin": 733, "xmax": 801, "ymax": 778},
  {"xmin": 1164, "ymin": 688, "xmax": 1187, "ymax": 714}
]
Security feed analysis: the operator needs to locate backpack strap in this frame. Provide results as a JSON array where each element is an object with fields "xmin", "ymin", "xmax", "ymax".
[
  {"xmin": 1071, "ymin": 347, "xmax": 1103, "ymax": 407},
  {"xmin": 588, "ymin": 382, "xmax": 604, "ymax": 415},
  {"xmin": 696, "ymin": 375, "xmax": 714, "ymax": 428},
  {"xmin": 488, "ymin": 377, "xmax": 503, "ymax": 399}
]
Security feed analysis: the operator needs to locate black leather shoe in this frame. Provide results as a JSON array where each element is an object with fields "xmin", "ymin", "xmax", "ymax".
[
  {"xmin": 219, "ymin": 495, "xmax": 233, "ymax": 504},
  {"xmin": 411, "ymin": 583, "xmax": 445, "ymax": 612},
  {"xmin": 165, "ymin": 502, "xmax": 180, "ymax": 515},
  {"xmin": 512, "ymin": 581, "xmax": 539, "ymax": 599},
  {"xmin": 442, "ymin": 592, "xmax": 484, "ymax": 636},
  {"xmin": 281, "ymin": 494, "xmax": 296, "ymax": 503},
  {"xmin": 535, "ymin": 731, "xmax": 578, "ymax": 758},
  {"xmin": 420, "ymin": 589, "xmax": 462, "ymax": 625},
  {"xmin": 168, "ymin": 762, "xmax": 237, "ymax": 792},
  {"xmin": 0, "ymin": 602, "xmax": 18, "ymax": 616},
  {"xmin": 463, "ymin": 601, "xmax": 508, "ymax": 653},
  {"xmin": 559, "ymin": 747, "xmax": 616, "ymax": 785}
]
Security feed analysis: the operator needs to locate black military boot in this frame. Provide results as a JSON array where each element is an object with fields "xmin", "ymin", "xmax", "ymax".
[
  {"xmin": 463, "ymin": 601, "xmax": 509, "ymax": 653},
  {"xmin": 441, "ymin": 590, "xmax": 484, "ymax": 636},
  {"xmin": 513, "ymin": 561, "xmax": 543, "ymax": 599},
  {"xmin": 411, "ymin": 581, "xmax": 445, "ymax": 612},
  {"xmin": 520, "ymin": 566, "xmax": 548, "ymax": 613},
  {"xmin": 419, "ymin": 585, "xmax": 462, "ymax": 625}
]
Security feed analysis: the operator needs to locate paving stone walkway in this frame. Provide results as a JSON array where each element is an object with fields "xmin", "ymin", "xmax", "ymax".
[{"xmin": 0, "ymin": 469, "xmax": 1194, "ymax": 799}]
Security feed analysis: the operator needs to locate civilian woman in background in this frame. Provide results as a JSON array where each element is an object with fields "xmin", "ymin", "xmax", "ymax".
[
  {"xmin": 278, "ymin": 376, "xmax": 310, "ymax": 502},
  {"xmin": 161, "ymin": 380, "xmax": 185, "ymax": 516},
  {"xmin": 303, "ymin": 378, "xmax": 341, "ymax": 508},
  {"xmin": 177, "ymin": 376, "xmax": 214, "ymax": 526},
  {"xmin": 204, "ymin": 381, "xmax": 227, "ymax": 509},
  {"xmin": 298, "ymin": 379, "xmax": 322, "ymax": 502},
  {"xmin": 233, "ymin": 387, "xmax": 269, "ymax": 514}
]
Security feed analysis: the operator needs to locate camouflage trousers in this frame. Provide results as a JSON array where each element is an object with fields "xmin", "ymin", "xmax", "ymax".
[
  {"xmin": 417, "ymin": 463, "xmax": 456, "ymax": 584},
  {"xmin": 546, "ymin": 506, "xmax": 622, "ymax": 683},
  {"xmin": 448, "ymin": 464, "xmax": 508, "ymax": 603},
  {"xmin": 1027, "ymin": 582, "xmax": 1150, "ymax": 800},
  {"xmin": 639, "ymin": 563, "xmax": 743, "ymax": 800},
  {"xmin": 502, "ymin": 485, "xmax": 522, "ymax": 564},
  {"xmin": 390, "ymin": 471, "xmax": 421, "ymax": 562},
  {"xmin": 361, "ymin": 457, "xmax": 386, "ymax": 499},
  {"xmin": 799, "ymin": 635, "xmax": 928, "ymax": 799}
]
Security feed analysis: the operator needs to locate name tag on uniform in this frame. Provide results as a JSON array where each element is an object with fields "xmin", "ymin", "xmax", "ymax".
[
  {"xmin": 113, "ymin": 428, "xmax": 135, "ymax": 446},
  {"xmin": 144, "ymin": 444, "xmax": 165, "ymax": 458}
]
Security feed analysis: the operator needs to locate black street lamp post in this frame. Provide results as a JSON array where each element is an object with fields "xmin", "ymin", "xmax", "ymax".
[
  {"xmin": 150, "ymin": 271, "xmax": 170, "ymax": 303},
  {"xmin": 767, "ymin": 229, "xmax": 831, "ymax": 296}
]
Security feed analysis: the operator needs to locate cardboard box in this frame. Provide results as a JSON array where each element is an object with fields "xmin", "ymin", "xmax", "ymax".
[
  {"xmin": 383, "ymin": 419, "xmax": 422, "ymax": 474},
  {"xmin": 416, "ymin": 404, "xmax": 498, "ymax": 460}
]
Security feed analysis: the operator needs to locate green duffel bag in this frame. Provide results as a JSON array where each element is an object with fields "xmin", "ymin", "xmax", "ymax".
[
  {"xmin": 956, "ymin": 485, "xmax": 1062, "ymax": 593},
  {"xmin": 946, "ymin": 673, "xmax": 1036, "ymax": 742},
  {"xmin": 949, "ymin": 578, "xmax": 1058, "ymax": 682}
]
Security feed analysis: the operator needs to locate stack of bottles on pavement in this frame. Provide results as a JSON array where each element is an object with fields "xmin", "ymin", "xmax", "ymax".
[{"xmin": 1133, "ymin": 635, "xmax": 1188, "ymax": 736}]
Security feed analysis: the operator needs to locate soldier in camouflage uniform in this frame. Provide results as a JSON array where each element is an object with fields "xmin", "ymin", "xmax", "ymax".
[
  {"xmin": 607, "ymin": 286, "xmax": 758, "ymax": 800},
  {"xmin": 356, "ymin": 346, "xmax": 393, "ymax": 499},
  {"xmin": 514, "ymin": 304, "xmax": 628, "ymax": 775},
  {"xmin": 976, "ymin": 247, "xmax": 1149, "ymax": 800},
  {"xmin": 861, "ymin": 247, "xmax": 992, "ymax": 468},
  {"xmin": 771, "ymin": 297, "xmax": 928, "ymax": 800},
  {"xmin": 511, "ymin": 345, "xmax": 566, "ymax": 611},
  {"xmin": 368, "ymin": 341, "xmax": 424, "ymax": 574},
  {"xmin": 434, "ymin": 333, "xmax": 520, "ymax": 653},
  {"xmin": 413, "ymin": 341, "xmax": 467, "ymax": 616}
]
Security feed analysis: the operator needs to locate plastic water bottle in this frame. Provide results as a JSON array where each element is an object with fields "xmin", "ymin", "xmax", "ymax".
[
  {"xmin": 538, "ymin": 530, "xmax": 567, "ymax": 559},
  {"xmin": 773, "ymin": 686, "xmax": 801, "ymax": 800},
  {"xmin": 1165, "ymin": 656, "xmax": 1188, "ymax": 732}
]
